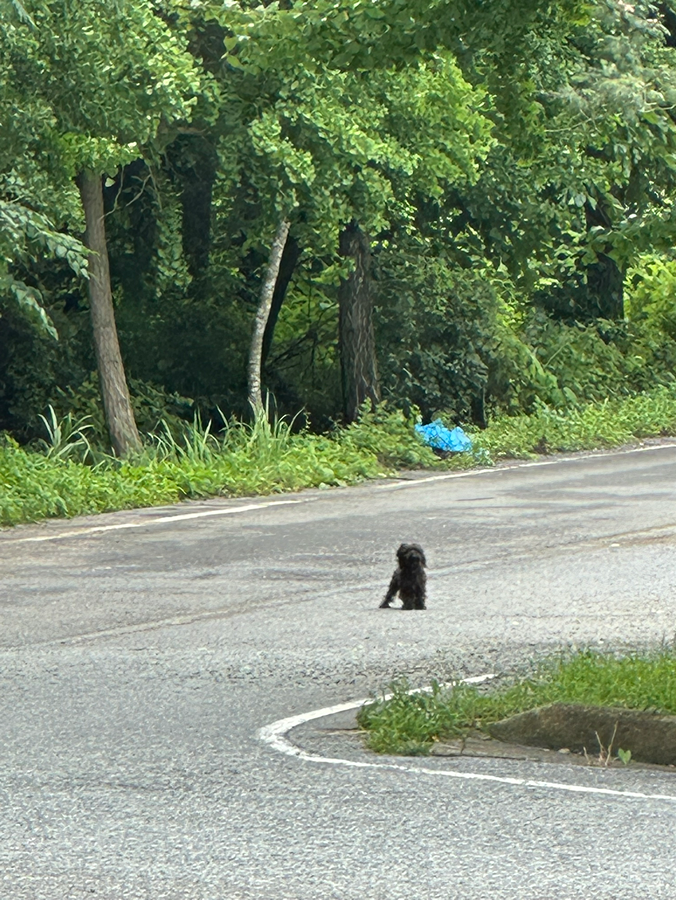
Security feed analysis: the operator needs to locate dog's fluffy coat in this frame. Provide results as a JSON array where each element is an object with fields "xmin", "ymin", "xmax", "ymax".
[{"xmin": 380, "ymin": 543, "xmax": 427, "ymax": 610}]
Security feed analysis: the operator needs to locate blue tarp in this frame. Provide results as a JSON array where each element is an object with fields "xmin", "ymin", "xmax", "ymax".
[{"xmin": 415, "ymin": 420, "xmax": 472, "ymax": 453}]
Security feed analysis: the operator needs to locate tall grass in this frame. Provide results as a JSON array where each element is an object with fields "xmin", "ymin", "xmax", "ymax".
[
  {"xmin": 471, "ymin": 385, "xmax": 676, "ymax": 459},
  {"xmin": 0, "ymin": 407, "xmax": 430, "ymax": 527}
]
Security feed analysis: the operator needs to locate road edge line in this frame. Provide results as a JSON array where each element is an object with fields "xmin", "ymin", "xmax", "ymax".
[
  {"xmin": 375, "ymin": 441, "xmax": 676, "ymax": 490},
  {"xmin": 2, "ymin": 498, "xmax": 310, "ymax": 544},
  {"xmin": 258, "ymin": 677, "xmax": 676, "ymax": 804}
]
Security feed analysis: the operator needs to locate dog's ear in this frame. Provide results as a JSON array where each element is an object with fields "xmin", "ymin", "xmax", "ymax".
[{"xmin": 405, "ymin": 543, "xmax": 426, "ymax": 567}]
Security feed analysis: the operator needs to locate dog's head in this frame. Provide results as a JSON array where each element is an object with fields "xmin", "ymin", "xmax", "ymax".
[{"xmin": 396, "ymin": 542, "xmax": 426, "ymax": 569}]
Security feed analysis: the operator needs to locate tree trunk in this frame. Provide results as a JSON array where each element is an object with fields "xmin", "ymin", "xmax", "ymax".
[
  {"xmin": 584, "ymin": 199, "xmax": 624, "ymax": 320},
  {"xmin": 247, "ymin": 219, "xmax": 291, "ymax": 413},
  {"xmin": 77, "ymin": 169, "xmax": 142, "ymax": 457},
  {"xmin": 338, "ymin": 221, "xmax": 380, "ymax": 423},
  {"xmin": 178, "ymin": 137, "xmax": 218, "ymax": 281},
  {"xmin": 261, "ymin": 234, "xmax": 301, "ymax": 369}
]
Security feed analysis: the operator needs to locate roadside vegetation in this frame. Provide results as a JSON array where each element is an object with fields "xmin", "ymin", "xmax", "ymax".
[
  {"xmin": 357, "ymin": 649, "xmax": 676, "ymax": 755},
  {"xmin": 472, "ymin": 385, "xmax": 676, "ymax": 459},
  {"xmin": 3, "ymin": 385, "xmax": 676, "ymax": 528},
  {"xmin": 6, "ymin": 2, "xmax": 676, "ymax": 526}
]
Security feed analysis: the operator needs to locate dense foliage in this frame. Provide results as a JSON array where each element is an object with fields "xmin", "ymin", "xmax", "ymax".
[{"xmin": 3, "ymin": 0, "xmax": 676, "ymax": 456}]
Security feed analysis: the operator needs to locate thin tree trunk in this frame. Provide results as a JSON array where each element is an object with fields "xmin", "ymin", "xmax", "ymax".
[
  {"xmin": 77, "ymin": 169, "xmax": 142, "ymax": 457},
  {"xmin": 248, "ymin": 219, "xmax": 291, "ymax": 413},
  {"xmin": 178, "ymin": 137, "xmax": 218, "ymax": 281},
  {"xmin": 261, "ymin": 234, "xmax": 301, "ymax": 369},
  {"xmin": 338, "ymin": 221, "xmax": 380, "ymax": 423}
]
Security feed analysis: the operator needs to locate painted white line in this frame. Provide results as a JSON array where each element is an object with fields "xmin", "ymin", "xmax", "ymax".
[
  {"xmin": 376, "ymin": 442, "xmax": 676, "ymax": 490},
  {"xmin": 375, "ymin": 461, "xmax": 558, "ymax": 490},
  {"xmin": 2, "ymin": 498, "xmax": 310, "ymax": 545},
  {"xmin": 5, "ymin": 442, "xmax": 676, "ymax": 544},
  {"xmin": 258, "ymin": 678, "xmax": 676, "ymax": 804},
  {"xmin": 259, "ymin": 675, "xmax": 495, "ymax": 756}
]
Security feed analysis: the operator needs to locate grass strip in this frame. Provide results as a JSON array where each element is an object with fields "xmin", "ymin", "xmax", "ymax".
[
  {"xmin": 0, "ymin": 408, "xmax": 441, "ymax": 527},
  {"xmin": 357, "ymin": 649, "xmax": 676, "ymax": 755},
  {"xmin": 471, "ymin": 385, "xmax": 676, "ymax": 459},
  {"xmin": 3, "ymin": 384, "xmax": 676, "ymax": 528}
]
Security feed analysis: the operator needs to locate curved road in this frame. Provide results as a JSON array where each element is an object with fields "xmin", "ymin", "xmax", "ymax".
[{"xmin": 1, "ymin": 444, "xmax": 676, "ymax": 899}]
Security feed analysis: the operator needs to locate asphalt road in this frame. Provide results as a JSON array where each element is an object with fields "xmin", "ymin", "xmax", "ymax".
[{"xmin": 1, "ymin": 443, "xmax": 676, "ymax": 899}]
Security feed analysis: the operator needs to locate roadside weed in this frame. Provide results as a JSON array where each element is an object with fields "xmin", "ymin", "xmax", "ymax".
[
  {"xmin": 471, "ymin": 386, "xmax": 676, "ymax": 459},
  {"xmin": 37, "ymin": 405, "xmax": 94, "ymax": 463},
  {"xmin": 617, "ymin": 748, "xmax": 632, "ymax": 765},
  {"xmin": 357, "ymin": 649, "xmax": 676, "ymax": 755},
  {"xmin": 3, "ymin": 385, "xmax": 676, "ymax": 527}
]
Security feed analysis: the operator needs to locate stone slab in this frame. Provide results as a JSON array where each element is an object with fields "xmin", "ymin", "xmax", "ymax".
[{"xmin": 488, "ymin": 703, "xmax": 676, "ymax": 766}]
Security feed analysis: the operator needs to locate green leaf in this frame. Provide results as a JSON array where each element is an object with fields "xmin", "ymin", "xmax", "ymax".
[{"xmin": 617, "ymin": 748, "xmax": 632, "ymax": 765}]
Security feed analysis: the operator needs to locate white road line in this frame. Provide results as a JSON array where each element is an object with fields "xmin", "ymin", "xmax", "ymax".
[
  {"xmin": 2, "ymin": 498, "xmax": 310, "ymax": 545},
  {"xmin": 5, "ymin": 442, "xmax": 676, "ymax": 544},
  {"xmin": 258, "ymin": 678, "xmax": 676, "ymax": 804},
  {"xmin": 375, "ymin": 442, "xmax": 676, "ymax": 490},
  {"xmin": 259, "ymin": 676, "xmax": 494, "ymax": 755}
]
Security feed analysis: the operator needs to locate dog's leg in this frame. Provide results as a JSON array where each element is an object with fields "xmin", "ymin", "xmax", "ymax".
[
  {"xmin": 414, "ymin": 571, "xmax": 427, "ymax": 609},
  {"xmin": 380, "ymin": 570, "xmax": 400, "ymax": 608},
  {"xmin": 400, "ymin": 585, "xmax": 415, "ymax": 610}
]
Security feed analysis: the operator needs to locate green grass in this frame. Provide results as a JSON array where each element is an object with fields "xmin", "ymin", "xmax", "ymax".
[
  {"xmin": 3, "ymin": 384, "xmax": 676, "ymax": 528},
  {"xmin": 0, "ymin": 406, "xmax": 437, "ymax": 527},
  {"xmin": 470, "ymin": 385, "xmax": 676, "ymax": 459},
  {"xmin": 357, "ymin": 649, "xmax": 676, "ymax": 755}
]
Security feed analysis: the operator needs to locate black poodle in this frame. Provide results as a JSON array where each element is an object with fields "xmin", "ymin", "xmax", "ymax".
[{"xmin": 380, "ymin": 543, "xmax": 427, "ymax": 610}]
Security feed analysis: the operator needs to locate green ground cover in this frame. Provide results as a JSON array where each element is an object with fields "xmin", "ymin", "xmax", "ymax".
[
  {"xmin": 357, "ymin": 649, "xmax": 676, "ymax": 756},
  {"xmin": 2, "ymin": 384, "xmax": 676, "ymax": 528},
  {"xmin": 473, "ymin": 386, "xmax": 676, "ymax": 459}
]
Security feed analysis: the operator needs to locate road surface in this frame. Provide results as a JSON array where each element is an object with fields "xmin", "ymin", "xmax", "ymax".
[{"xmin": 1, "ymin": 444, "xmax": 676, "ymax": 899}]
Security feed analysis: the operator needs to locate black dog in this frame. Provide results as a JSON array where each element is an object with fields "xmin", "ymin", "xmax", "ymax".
[{"xmin": 380, "ymin": 543, "xmax": 427, "ymax": 610}]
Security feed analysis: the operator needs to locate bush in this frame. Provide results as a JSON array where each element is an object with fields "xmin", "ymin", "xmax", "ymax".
[
  {"xmin": 626, "ymin": 254, "xmax": 676, "ymax": 340},
  {"xmin": 489, "ymin": 311, "xmax": 676, "ymax": 415},
  {"xmin": 52, "ymin": 374, "xmax": 195, "ymax": 449},
  {"xmin": 374, "ymin": 244, "xmax": 500, "ymax": 424},
  {"xmin": 340, "ymin": 405, "xmax": 440, "ymax": 469},
  {"xmin": 471, "ymin": 385, "xmax": 676, "ymax": 459}
]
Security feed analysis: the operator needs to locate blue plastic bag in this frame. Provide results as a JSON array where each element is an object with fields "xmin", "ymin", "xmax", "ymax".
[{"xmin": 415, "ymin": 420, "xmax": 472, "ymax": 453}]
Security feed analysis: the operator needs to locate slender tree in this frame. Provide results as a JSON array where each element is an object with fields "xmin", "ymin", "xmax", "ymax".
[
  {"xmin": 261, "ymin": 235, "xmax": 302, "ymax": 370},
  {"xmin": 248, "ymin": 219, "xmax": 291, "ymax": 413},
  {"xmin": 0, "ymin": 0, "xmax": 201, "ymax": 453},
  {"xmin": 77, "ymin": 171, "xmax": 142, "ymax": 455},
  {"xmin": 338, "ymin": 222, "xmax": 379, "ymax": 422}
]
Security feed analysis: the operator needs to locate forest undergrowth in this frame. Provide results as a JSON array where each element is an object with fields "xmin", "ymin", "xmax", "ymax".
[{"xmin": 2, "ymin": 385, "xmax": 676, "ymax": 528}]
